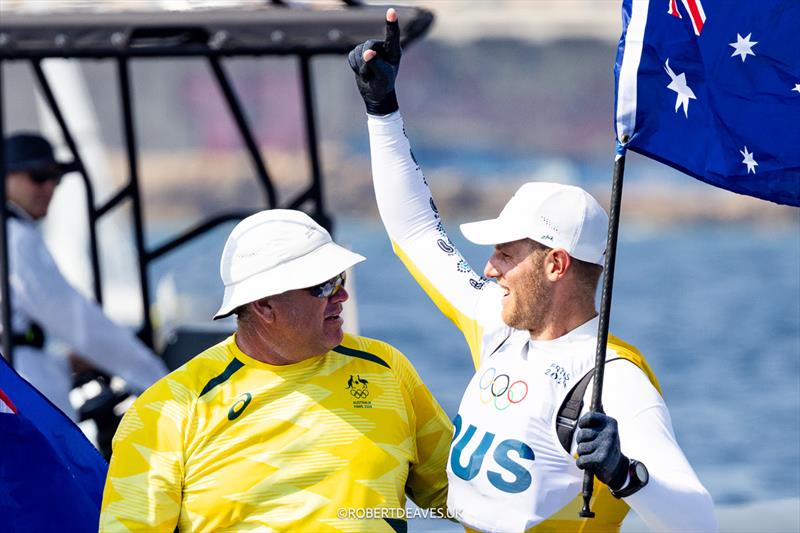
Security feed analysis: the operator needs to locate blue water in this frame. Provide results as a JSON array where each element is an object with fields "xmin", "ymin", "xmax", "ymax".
[{"xmin": 150, "ymin": 218, "xmax": 800, "ymax": 514}]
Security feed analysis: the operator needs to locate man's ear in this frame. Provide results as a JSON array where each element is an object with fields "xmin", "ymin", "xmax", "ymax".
[
  {"xmin": 545, "ymin": 248, "xmax": 572, "ymax": 282},
  {"xmin": 250, "ymin": 297, "xmax": 275, "ymax": 323}
]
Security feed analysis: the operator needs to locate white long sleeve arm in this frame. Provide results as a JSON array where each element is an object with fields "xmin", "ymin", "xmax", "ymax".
[
  {"xmin": 594, "ymin": 362, "xmax": 718, "ymax": 532},
  {"xmin": 368, "ymin": 111, "xmax": 504, "ymax": 364},
  {"xmin": 9, "ymin": 219, "xmax": 167, "ymax": 392}
]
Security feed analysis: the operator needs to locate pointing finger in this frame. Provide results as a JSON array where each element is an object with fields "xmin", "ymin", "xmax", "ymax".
[{"xmin": 384, "ymin": 8, "xmax": 401, "ymax": 63}]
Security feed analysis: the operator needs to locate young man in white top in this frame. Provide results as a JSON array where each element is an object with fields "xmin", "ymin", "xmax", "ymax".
[{"xmin": 347, "ymin": 9, "xmax": 717, "ymax": 532}]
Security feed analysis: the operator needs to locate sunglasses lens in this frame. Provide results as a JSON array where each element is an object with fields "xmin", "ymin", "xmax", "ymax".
[
  {"xmin": 309, "ymin": 272, "xmax": 346, "ymax": 298},
  {"xmin": 30, "ymin": 171, "xmax": 62, "ymax": 184}
]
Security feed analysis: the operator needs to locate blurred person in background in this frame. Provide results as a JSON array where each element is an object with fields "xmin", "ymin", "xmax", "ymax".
[
  {"xmin": 348, "ymin": 9, "xmax": 717, "ymax": 532},
  {"xmin": 2, "ymin": 132, "xmax": 168, "ymax": 436},
  {"xmin": 100, "ymin": 209, "xmax": 452, "ymax": 532}
]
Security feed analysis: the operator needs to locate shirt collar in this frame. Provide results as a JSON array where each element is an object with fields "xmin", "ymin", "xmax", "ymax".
[
  {"xmin": 527, "ymin": 315, "xmax": 599, "ymax": 349},
  {"xmin": 6, "ymin": 202, "xmax": 35, "ymax": 222}
]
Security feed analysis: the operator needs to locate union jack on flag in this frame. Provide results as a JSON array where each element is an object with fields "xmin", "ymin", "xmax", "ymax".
[
  {"xmin": 0, "ymin": 387, "xmax": 17, "ymax": 413},
  {"xmin": 667, "ymin": 0, "xmax": 705, "ymax": 36},
  {"xmin": 615, "ymin": 0, "xmax": 800, "ymax": 206}
]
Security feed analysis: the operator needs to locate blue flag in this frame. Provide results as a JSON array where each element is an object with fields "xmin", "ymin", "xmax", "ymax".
[
  {"xmin": 0, "ymin": 355, "xmax": 107, "ymax": 532},
  {"xmin": 614, "ymin": 0, "xmax": 800, "ymax": 206}
]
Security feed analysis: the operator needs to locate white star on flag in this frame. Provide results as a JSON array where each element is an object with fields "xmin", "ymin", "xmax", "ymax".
[
  {"xmin": 740, "ymin": 146, "xmax": 758, "ymax": 174},
  {"xmin": 793, "ymin": 84, "xmax": 800, "ymax": 94},
  {"xmin": 664, "ymin": 59, "xmax": 696, "ymax": 118},
  {"xmin": 729, "ymin": 33, "xmax": 757, "ymax": 62}
]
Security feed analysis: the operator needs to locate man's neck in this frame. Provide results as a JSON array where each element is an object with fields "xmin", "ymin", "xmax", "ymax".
[
  {"xmin": 235, "ymin": 327, "xmax": 321, "ymax": 366},
  {"xmin": 529, "ymin": 309, "xmax": 598, "ymax": 341}
]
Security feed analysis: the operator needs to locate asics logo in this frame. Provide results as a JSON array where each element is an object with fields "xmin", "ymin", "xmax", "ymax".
[{"xmin": 228, "ymin": 392, "xmax": 252, "ymax": 420}]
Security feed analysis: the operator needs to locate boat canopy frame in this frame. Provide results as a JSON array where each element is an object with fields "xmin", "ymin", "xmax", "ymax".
[{"xmin": 0, "ymin": 2, "xmax": 433, "ymax": 363}]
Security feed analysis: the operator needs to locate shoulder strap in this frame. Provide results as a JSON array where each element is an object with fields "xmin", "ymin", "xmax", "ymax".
[
  {"xmin": 556, "ymin": 358, "xmax": 625, "ymax": 453},
  {"xmin": 556, "ymin": 368, "xmax": 595, "ymax": 453}
]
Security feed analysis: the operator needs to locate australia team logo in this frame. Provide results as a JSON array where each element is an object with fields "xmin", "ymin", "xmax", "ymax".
[
  {"xmin": 346, "ymin": 375, "xmax": 369, "ymax": 398},
  {"xmin": 346, "ymin": 375, "xmax": 372, "ymax": 408},
  {"xmin": 479, "ymin": 367, "xmax": 528, "ymax": 410}
]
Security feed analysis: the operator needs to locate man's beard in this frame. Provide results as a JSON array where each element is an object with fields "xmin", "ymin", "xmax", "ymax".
[{"xmin": 501, "ymin": 255, "xmax": 553, "ymax": 333}]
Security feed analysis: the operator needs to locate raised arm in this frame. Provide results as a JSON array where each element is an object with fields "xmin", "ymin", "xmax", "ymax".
[{"xmin": 350, "ymin": 9, "xmax": 504, "ymax": 366}]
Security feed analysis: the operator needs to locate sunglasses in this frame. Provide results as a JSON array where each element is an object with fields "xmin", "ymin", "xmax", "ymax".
[
  {"xmin": 306, "ymin": 272, "xmax": 346, "ymax": 298},
  {"xmin": 28, "ymin": 169, "xmax": 63, "ymax": 185}
]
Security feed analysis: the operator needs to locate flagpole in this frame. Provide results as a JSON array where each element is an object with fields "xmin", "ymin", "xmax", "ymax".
[
  {"xmin": 0, "ymin": 61, "xmax": 13, "ymax": 366},
  {"xmin": 580, "ymin": 144, "xmax": 627, "ymax": 518}
]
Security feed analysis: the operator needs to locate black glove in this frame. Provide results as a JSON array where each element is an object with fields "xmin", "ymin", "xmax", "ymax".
[
  {"xmin": 347, "ymin": 9, "xmax": 401, "ymax": 115},
  {"xmin": 575, "ymin": 411, "xmax": 629, "ymax": 490}
]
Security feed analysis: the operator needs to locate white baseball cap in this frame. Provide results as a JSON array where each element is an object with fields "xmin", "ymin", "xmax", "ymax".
[
  {"xmin": 213, "ymin": 209, "xmax": 365, "ymax": 319},
  {"xmin": 459, "ymin": 182, "xmax": 608, "ymax": 265}
]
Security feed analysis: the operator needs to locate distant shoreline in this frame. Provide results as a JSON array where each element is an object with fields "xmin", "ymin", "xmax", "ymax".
[{"xmin": 89, "ymin": 149, "xmax": 798, "ymax": 226}]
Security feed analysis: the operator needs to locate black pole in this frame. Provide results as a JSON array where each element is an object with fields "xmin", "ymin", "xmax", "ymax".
[
  {"xmin": 579, "ymin": 149, "xmax": 627, "ymax": 518},
  {"xmin": 146, "ymin": 211, "xmax": 252, "ymax": 262},
  {"xmin": 31, "ymin": 59, "xmax": 104, "ymax": 305},
  {"xmin": 0, "ymin": 60, "xmax": 13, "ymax": 365},
  {"xmin": 117, "ymin": 58, "xmax": 153, "ymax": 348},
  {"xmin": 206, "ymin": 56, "xmax": 277, "ymax": 208},
  {"xmin": 298, "ymin": 54, "xmax": 331, "ymax": 231}
]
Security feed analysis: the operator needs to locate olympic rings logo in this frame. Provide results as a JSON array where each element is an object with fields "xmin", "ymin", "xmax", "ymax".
[
  {"xmin": 349, "ymin": 388, "xmax": 369, "ymax": 399},
  {"xmin": 478, "ymin": 367, "xmax": 528, "ymax": 410}
]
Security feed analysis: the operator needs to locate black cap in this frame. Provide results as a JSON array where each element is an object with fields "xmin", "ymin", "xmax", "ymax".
[{"xmin": 3, "ymin": 132, "xmax": 79, "ymax": 176}]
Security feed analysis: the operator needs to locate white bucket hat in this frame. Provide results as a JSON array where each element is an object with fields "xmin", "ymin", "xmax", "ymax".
[
  {"xmin": 213, "ymin": 209, "xmax": 365, "ymax": 319},
  {"xmin": 459, "ymin": 182, "xmax": 608, "ymax": 265}
]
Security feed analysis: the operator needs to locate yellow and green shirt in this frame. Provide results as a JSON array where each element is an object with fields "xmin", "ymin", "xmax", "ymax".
[{"xmin": 100, "ymin": 333, "xmax": 452, "ymax": 532}]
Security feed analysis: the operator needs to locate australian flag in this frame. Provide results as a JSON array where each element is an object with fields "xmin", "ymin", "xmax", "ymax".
[
  {"xmin": 0, "ymin": 355, "xmax": 107, "ymax": 532},
  {"xmin": 615, "ymin": 0, "xmax": 800, "ymax": 206}
]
